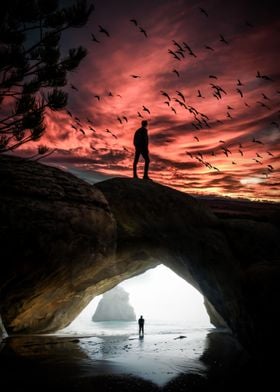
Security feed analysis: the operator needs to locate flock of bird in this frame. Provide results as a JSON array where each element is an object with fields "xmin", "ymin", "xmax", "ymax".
[{"xmin": 62, "ymin": 4, "xmax": 279, "ymax": 192}]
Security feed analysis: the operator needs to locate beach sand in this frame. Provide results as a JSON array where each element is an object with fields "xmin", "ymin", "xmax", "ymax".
[{"xmin": 0, "ymin": 329, "xmax": 272, "ymax": 391}]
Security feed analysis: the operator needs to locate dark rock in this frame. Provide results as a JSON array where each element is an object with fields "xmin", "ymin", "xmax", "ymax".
[
  {"xmin": 0, "ymin": 156, "xmax": 279, "ymax": 357},
  {"xmin": 0, "ymin": 155, "xmax": 116, "ymax": 333}
]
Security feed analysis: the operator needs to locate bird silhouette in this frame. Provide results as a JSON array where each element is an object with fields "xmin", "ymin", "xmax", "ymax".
[
  {"xmin": 176, "ymin": 91, "xmax": 185, "ymax": 102},
  {"xmin": 130, "ymin": 74, "xmax": 141, "ymax": 78},
  {"xmin": 130, "ymin": 18, "xmax": 138, "ymax": 26},
  {"xmin": 237, "ymin": 88, "xmax": 243, "ymax": 98},
  {"xmin": 205, "ymin": 45, "xmax": 214, "ymax": 51},
  {"xmin": 219, "ymin": 34, "xmax": 229, "ymax": 44},
  {"xmin": 70, "ymin": 84, "xmax": 78, "ymax": 91},
  {"xmin": 171, "ymin": 106, "xmax": 177, "ymax": 114},
  {"xmin": 122, "ymin": 116, "xmax": 128, "ymax": 122},
  {"xmin": 199, "ymin": 7, "xmax": 208, "ymax": 17},
  {"xmin": 91, "ymin": 33, "xmax": 100, "ymax": 43},
  {"xmin": 173, "ymin": 69, "xmax": 180, "ymax": 77},
  {"xmin": 194, "ymin": 136, "xmax": 199, "ymax": 142},
  {"xmin": 197, "ymin": 90, "xmax": 205, "ymax": 98},
  {"xmin": 209, "ymin": 75, "xmax": 218, "ymax": 79},
  {"xmin": 161, "ymin": 90, "xmax": 171, "ymax": 100},
  {"xmin": 261, "ymin": 93, "xmax": 269, "ymax": 100},
  {"xmin": 237, "ymin": 79, "xmax": 243, "ymax": 86},
  {"xmin": 142, "ymin": 105, "xmax": 150, "ymax": 114},
  {"xmin": 139, "ymin": 27, "xmax": 147, "ymax": 37},
  {"xmin": 172, "ymin": 40, "xmax": 184, "ymax": 51},
  {"xmin": 252, "ymin": 138, "xmax": 263, "ymax": 144},
  {"xmin": 94, "ymin": 95, "xmax": 100, "ymax": 101},
  {"xmin": 99, "ymin": 25, "xmax": 110, "ymax": 37}
]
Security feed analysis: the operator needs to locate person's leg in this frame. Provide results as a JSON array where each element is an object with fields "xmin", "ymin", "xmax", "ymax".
[
  {"xmin": 141, "ymin": 150, "xmax": 150, "ymax": 179},
  {"xmin": 133, "ymin": 149, "xmax": 140, "ymax": 178}
]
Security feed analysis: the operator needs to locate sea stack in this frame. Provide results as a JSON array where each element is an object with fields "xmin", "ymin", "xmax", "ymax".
[{"xmin": 92, "ymin": 286, "xmax": 136, "ymax": 321}]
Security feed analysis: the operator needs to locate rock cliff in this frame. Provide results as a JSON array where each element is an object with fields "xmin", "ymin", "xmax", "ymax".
[{"xmin": 0, "ymin": 155, "xmax": 279, "ymax": 356}]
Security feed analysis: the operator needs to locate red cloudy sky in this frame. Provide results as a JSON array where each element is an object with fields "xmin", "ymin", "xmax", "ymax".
[{"xmin": 18, "ymin": 0, "xmax": 280, "ymax": 201}]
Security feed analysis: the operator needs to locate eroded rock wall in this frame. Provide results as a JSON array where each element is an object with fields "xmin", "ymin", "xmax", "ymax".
[{"xmin": 1, "ymin": 156, "xmax": 279, "ymax": 356}]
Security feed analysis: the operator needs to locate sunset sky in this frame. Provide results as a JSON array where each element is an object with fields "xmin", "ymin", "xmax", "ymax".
[{"xmin": 16, "ymin": 0, "xmax": 280, "ymax": 201}]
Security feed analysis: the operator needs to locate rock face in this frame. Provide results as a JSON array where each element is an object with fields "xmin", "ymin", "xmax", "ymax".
[
  {"xmin": 0, "ymin": 155, "xmax": 279, "ymax": 357},
  {"xmin": 92, "ymin": 286, "xmax": 136, "ymax": 321},
  {"xmin": 0, "ymin": 155, "xmax": 116, "ymax": 333}
]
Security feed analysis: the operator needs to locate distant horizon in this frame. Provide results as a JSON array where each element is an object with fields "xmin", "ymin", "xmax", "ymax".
[{"xmin": 6, "ymin": 151, "xmax": 280, "ymax": 203}]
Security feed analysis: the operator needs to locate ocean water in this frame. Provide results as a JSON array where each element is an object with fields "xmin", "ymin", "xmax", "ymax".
[{"xmin": 59, "ymin": 319, "xmax": 213, "ymax": 337}]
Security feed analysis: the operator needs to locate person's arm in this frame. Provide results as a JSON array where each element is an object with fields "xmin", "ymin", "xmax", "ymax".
[{"xmin": 144, "ymin": 129, "xmax": 148, "ymax": 149}]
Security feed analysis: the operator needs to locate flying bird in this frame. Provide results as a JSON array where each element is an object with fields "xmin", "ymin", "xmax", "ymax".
[
  {"xmin": 130, "ymin": 18, "xmax": 138, "ymax": 26},
  {"xmin": 161, "ymin": 90, "xmax": 171, "ymax": 100},
  {"xmin": 91, "ymin": 33, "xmax": 100, "ymax": 43},
  {"xmin": 219, "ymin": 34, "xmax": 229, "ymax": 44},
  {"xmin": 237, "ymin": 88, "xmax": 243, "ymax": 98},
  {"xmin": 199, "ymin": 7, "xmax": 208, "ymax": 17},
  {"xmin": 176, "ymin": 90, "xmax": 185, "ymax": 102},
  {"xmin": 70, "ymin": 84, "xmax": 78, "ymax": 91},
  {"xmin": 142, "ymin": 105, "xmax": 151, "ymax": 114},
  {"xmin": 194, "ymin": 136, "xmax": 200, "ymax": 142},
  {"xmin": 99, "ymin": 25, "xmax": 110, "ymax": 37},
  {"xmin": 139, "ymin": 27, "xmax": 148, "ymax": 37},
  {"xmin": 252, "ymin": 138, "xmax": 263, "ymax": 144},
  {"xmin": 172, "ymin": 40, "xmax": 184, "ymax": 51},
  {"xmin": 172, "ymin": 69, "xmax": 180, "ymax": 77},
  {"xmin": 130, "ymin": 74, "xmax": 141, "ymax": 78},
  {"xmin": 205, "ymin": 45, "xmax": 214, "ymax": 51},
  {"xmin": 197, "ymin": 90, "xmax": 205, "ymax": 98}
]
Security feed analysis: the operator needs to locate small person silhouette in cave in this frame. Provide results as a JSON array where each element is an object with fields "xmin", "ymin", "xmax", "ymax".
[
  {"xmin": 138, "ymin": 315, "xmax": 145, "ymax": 336},
  {"xmin": 133, "ymin": 120, "xmax": 150, "ymax": 179}
]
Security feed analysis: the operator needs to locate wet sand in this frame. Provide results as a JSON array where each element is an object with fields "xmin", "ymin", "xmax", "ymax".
[{"xmin": 0, "ymin": 329, "xmax": 273, "ymax": 391}]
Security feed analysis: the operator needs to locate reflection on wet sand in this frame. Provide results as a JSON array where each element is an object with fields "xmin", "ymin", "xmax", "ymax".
[{"xmin": 0, "ymin": 329, "xmax": 271, "ymax": 391}]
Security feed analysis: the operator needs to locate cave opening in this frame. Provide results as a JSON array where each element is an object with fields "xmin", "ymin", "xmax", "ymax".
[{"xmin": 60, "ymin": 264, "xmax": 213, "ymax": 336}]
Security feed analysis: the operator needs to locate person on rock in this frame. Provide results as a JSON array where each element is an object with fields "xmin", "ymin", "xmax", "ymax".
[{"xmin": 133, "ymin": 120, "xmax": 150, "ymax": 179}]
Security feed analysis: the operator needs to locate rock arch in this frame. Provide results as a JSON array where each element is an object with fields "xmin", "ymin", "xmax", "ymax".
[{"xmin": 0, "ymin": 156, "xmax": 279, "ymax": 354}]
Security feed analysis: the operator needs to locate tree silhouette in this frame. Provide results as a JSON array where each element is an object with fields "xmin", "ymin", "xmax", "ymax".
[{"xmin": 0, "ymin": 0, "xmax": 93, "ymax": 153}]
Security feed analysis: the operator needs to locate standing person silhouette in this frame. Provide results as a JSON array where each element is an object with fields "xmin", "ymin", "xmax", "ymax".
[
  {"xmin": 133, "ymin": 120, "xmax": 150, "ymax": 179},
  {"xmin": 138, "ymin": 315, "xmax": 145, "ymax": 336}
]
